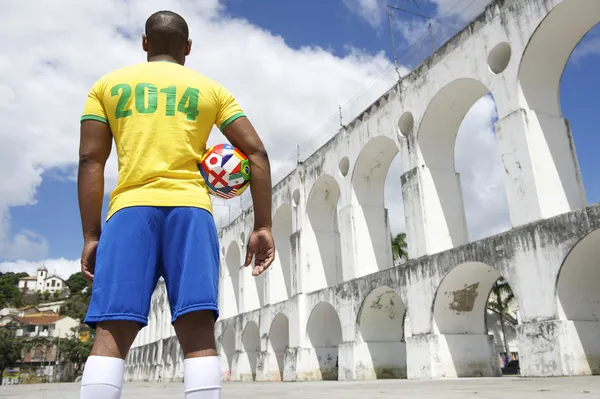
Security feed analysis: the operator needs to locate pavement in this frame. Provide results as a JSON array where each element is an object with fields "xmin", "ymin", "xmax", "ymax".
[{"xmin": 2, "ymin": 376, "xmax": 600, "ymax": 398}]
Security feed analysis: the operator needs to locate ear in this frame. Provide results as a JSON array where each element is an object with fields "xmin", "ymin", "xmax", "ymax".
[
  {"xmin": 142, "ymin": 34, "xmax": 148, "ymax": 52},
  {"xmin": 185, "ymin": 39, "xmax": 192, "ymax": 56}
]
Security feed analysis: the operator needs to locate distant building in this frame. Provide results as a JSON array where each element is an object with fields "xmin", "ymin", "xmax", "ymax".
[
  {"xmin": 1, "ymin": 312, "xmax": 79, "ymax": 339},
  {"xmin": 17, "ymin": 265, "xmax": 67, "ymax": 295}
]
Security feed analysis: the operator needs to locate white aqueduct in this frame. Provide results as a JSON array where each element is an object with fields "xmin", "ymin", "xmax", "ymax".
[{"xmin": 124, "ymin": 0, "xmax": 600, "ymax": 382}]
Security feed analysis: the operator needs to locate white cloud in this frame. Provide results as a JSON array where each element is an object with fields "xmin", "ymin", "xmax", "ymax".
[
  {"xmin": 342, "ymin": 0, "xmax": 384, "ymax": 28},
  {"xmin": 0, "ymin": 258, "xmax": 80, "ymax": 281},
  {"xmin": 0, "ymin": 1, "xmax": 396, "ymax": 268},
  {"xmin": 343, "ymin": 0, "xmax": 493, "ymax": 45},
  {"xmin": 570, "ymin": 36, "xmax": 600, "ymax": 64}
]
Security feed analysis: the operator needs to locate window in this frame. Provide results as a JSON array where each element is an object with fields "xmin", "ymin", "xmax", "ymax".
[{"xmin": 51, "ymin": 280, "xmax": 55, "ymax": 287}]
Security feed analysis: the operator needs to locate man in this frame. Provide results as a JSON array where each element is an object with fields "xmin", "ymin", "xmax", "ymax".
[{"xmin": 77, "ymin": 10, "xmax": 275, "ymax": 399}]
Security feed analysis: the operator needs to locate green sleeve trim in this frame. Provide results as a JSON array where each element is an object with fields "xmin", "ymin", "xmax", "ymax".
[
  {"xmin": 81, "ymin": 114, "xmax": 109, "ymax": 124},
  {"xmin": 219, "ymin": 112, "xmax": 246, "ymax": 132}
]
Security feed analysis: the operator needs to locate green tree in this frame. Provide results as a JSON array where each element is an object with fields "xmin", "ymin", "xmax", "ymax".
[
  {"xmin": 66, "ymin": 272, "xmax": 89, "ymax": 296},
  {"xmin": 0, "ymin": 323, "xmax": 26, "ymax": 385},
  {"xmin": 52, "ymin": 290, "xmax": 61, "ymax": 300},
  {"xmin": 391, "ymin": 232, "xmax": 408, "ymax": 264},
  {"xmin": 59, "ymin": 329, "xmax": 94, "ymax": 374},
  {"xmin": 487, "ymin": 277, "xmax": 517, "ymax": 355},
  {"xmin": 0, "ymin": 272, "xmax": 28, "ymax": 308}
]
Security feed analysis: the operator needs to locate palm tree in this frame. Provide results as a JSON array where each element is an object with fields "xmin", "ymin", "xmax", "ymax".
[
  {"xmin": 391, "ymin": 233, "xmax": 408, "ymax": 264},
  {"xmin": 487, "ymin": 277, "xmax": 517, "ymax": 356}
]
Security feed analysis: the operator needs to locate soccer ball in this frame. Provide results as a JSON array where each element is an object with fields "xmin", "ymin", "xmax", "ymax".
[{"xmin": 199, "ymin": 143, "xmax": 251, "ymax": 199}]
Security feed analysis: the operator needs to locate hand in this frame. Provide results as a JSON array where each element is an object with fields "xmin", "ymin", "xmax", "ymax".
[
  {"xmin": 244, "ymin": 227, "xmax": 275, "ymax": 276},
  {"xmin": 81, "ymin": 239, "xmax": 99, "ymax": 281}
]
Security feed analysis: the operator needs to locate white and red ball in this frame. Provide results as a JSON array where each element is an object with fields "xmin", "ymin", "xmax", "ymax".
[{"xmin": 199, "ymin": 143, "xmax": 251, "ymax": 200}]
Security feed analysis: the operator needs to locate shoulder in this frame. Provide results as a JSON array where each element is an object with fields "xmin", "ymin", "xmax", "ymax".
[{"xmin": 89, "ymin": 63, "xmax": 146, "ymax": 93}]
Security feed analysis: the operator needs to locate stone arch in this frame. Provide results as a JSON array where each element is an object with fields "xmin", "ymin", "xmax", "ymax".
[
  {"xmin": 220, "ymin": 325, "xmax": 235, "ymax": 377},
  {"xmin": 557, "ymin": 228, "xmax": 600, "ymax": 321},
  {"xmin": 305, "ymin": 175, "xmax": 343, "ymax": 292},
  {"xmin": 351, "ymin": 136, "xmax": 400, "ymax": 275},
  {"xmin": 431, "ymin": 261, "xmax": 517, "ymax": 378},
  {"xmin": 518, "ymin": 0, "xmax": 600, "ymax": 117},
  {"xmin": 357, "ymin": 286, "xmax": 407, "ymax": 379},
  {"xmin": 433, "ymin": 262, "xmax": 503, "ymax": 334},
  {"xmin": 268, "ymin": 313, "xmax": 290, "ymax": 380},
  {"xmin": 224, "ymin": 241, "xmax": 241, "ymax": 317},
  {"xmin": 306, "ymin": 301, "xmax": 343, "ymax": 380},
  {"xmin": 241, "ymin": 321, "xmax": 261, "ymax": 381},
  {"xmin": 417, "ymin": 78, "xmax": 493, "ymax": 248},
  {"xmin": 555, "ymin": 227, "xmax": 600, "ymax": 375},
  {"xmin": 270, "ymin": 204, "xmax": 293, "ymax": 303}
]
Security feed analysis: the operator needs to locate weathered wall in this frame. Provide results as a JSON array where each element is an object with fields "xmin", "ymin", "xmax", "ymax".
[{"xmin": 124, "ymin": 0, "xmax": 600, "ymax": 383}]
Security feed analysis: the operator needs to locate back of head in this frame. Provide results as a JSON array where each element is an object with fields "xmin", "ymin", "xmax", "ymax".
[{"xmin": 144, "ymin": 10, "xmax": 190, "ymax": 62}]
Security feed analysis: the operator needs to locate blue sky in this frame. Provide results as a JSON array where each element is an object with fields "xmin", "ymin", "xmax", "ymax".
[{"xmin": 1, "ymin": 0, "xmax": 600, "ymax": 276}]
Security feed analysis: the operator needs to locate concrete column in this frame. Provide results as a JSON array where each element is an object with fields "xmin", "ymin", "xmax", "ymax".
[
  {"xmin": 517, "ymin": 320, "xmax": 600, "ymax": 377},
  {"xmin": 339, "ymin": 204, "xmax": 394, "ymax": 279},
  {"xmin": 290, "ymin": 229, "xmax": 305, "ymax": 294},
  {"xmin": 338, "ymin": 341, "xmax": 407, "ymax": 380},
  {"xmin": 406, "ymin": 333, "xmax": 500, "ymax": 379},
  {"xmin": 401, "ymin": 165, "xmax": 468, "ymax": 259},
  {"xmin": 338, "ymin": 205, "xmax": 358, "ymax": 280},
  {"xmin": 495, "ymin": 108, "xmax": 587, "ymax": 227}
]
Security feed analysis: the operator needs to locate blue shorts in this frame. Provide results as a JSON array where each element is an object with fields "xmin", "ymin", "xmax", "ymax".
[{"xmin": 84, "ymin": 206, "xmax": 220, "ymax": 329}]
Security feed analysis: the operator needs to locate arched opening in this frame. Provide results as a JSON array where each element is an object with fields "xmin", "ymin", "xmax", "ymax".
[
  {"xmin": 357, "ymin": 286, "xmax": 407, "ymax": 379},
  {"xmin": 352, "ymin": 136, "xmax": 402, "ymax": 276},
  {"xmin": 224, "ymin": 242, "xmax": 241, "ymax": 317},
  {"xmin": 384, "ymin": 152, "xmax": 408, "ymax": 268},
  {"xmin": 270, "ymin": 204, "xmax": 293, "ymax": 303},
  {"xmin": 220, "ymin": 326, "xmax": 235, "ymax": 379},
  {"xmin": 432, "ymin": 262, "xmax": 517, "ymax": 378},
  {"xmin": 454, "ymin": 93, "xmax": 511, "ymax": 241},
  {"xmin": 241, "ymin": 321, "xmax": 261, "ymax": 381},
  {"xmin": 517, "ymin": 0, "xmax": 600, "ymax": 216},
  {"xmin": 555, "ymin": 228, "xmax": 600, "ymax": 375},
  {"xmin": 418, "ymin": 78, "xmax": 510, "ymax": 249},
  {"xmin": 268, "ymin": 313, "xmax": 290, "ymax": 380},
  {"xmin": 306, "ymin": 301, "xmax": 343, "ymax": 380},
  {"xmin": 561, "ymin": 23, "xmax": 600, "ymax": 206},
  {"xmin": 485, "ymin": 277, "xmax": 519, "ymax": 374},
  {"xmin": 305, "ymin": 175, "xmax": 343, "ymax": 292}
]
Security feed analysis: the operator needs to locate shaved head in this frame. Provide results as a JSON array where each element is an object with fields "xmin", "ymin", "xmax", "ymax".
[{"xmin": 143, "ymin": 10, "xmax": 192, "ymax": 65}]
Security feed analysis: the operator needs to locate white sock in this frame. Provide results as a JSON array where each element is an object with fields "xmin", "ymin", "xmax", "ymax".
[
  {"xmin": 80, "ymin": 355, "xmax": 125, "ymax": 399},
  {"xmin": 184, "ymin": 356, "xmax": 222, "ymax": 399}
]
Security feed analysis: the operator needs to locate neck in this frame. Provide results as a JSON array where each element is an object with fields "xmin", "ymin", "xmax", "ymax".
[{"xmin": 147, "ymin": 54, "xmax": 184, "ymax": 65}]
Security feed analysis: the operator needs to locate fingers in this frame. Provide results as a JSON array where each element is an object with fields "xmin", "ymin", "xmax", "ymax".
[
  {"xmin": 244, "ymin": 245, "xmax": 254, "ymax": 267},
  {"xmin": 251, "ymin": 251, "xmax": 275, "ymax": 276},
  {"xmin": 81, "ymin": 264, "xmax": 94, "ymax": 281}
]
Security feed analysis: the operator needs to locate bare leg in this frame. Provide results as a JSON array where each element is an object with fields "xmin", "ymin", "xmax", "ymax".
[
  {"xmin": 91, "ymin": 320, "xmax": 141, "ymax": 358},
  {"xmin": 80, "ymin": 321, "xmax": 141, "ymax": 399},
  {"xmin": 174, "ymin": 310, "xmax": 217, "ymax": 358},
  {"xmin": 174, "ymin": 310, "xmax": 221, "ymax": 398}
]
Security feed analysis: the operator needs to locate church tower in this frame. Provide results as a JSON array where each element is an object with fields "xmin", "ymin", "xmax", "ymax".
[{"xmin": 36, "ymin": 265, "xmax": 48, "ymax": 292}]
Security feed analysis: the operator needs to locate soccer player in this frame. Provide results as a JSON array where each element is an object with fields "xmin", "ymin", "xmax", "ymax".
[{"xmin": 77, "ymin": 10, "xmax": 275, "ymax": 399}]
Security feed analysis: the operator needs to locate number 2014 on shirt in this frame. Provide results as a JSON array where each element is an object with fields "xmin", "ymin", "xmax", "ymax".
[{"xmin": 111, "ymin": 83, "xmax": 199, "ymax": 121}]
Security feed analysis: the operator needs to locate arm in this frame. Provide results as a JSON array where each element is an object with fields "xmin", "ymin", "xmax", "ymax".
[
  {"xmin": 77, "ymin": 120, "xmax": 112, "ymax": 242},
  {"xmin": 222, "ymin": 117, "xmax": 272, "ymax": 230}
]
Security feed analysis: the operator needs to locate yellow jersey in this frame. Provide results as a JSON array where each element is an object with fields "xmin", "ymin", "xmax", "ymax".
[{"xmin": 81, "ymin": 61, "xmax": 245, "ymax": 221}]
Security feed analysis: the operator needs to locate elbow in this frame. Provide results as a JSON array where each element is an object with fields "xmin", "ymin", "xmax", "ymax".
[
  {"xmin": 247, "ymin": 146, "xmax": 269, "ymax": 162},
  {"xmin": 78, "ymin": 154, "xmax": 103, "ymax": 169}
]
